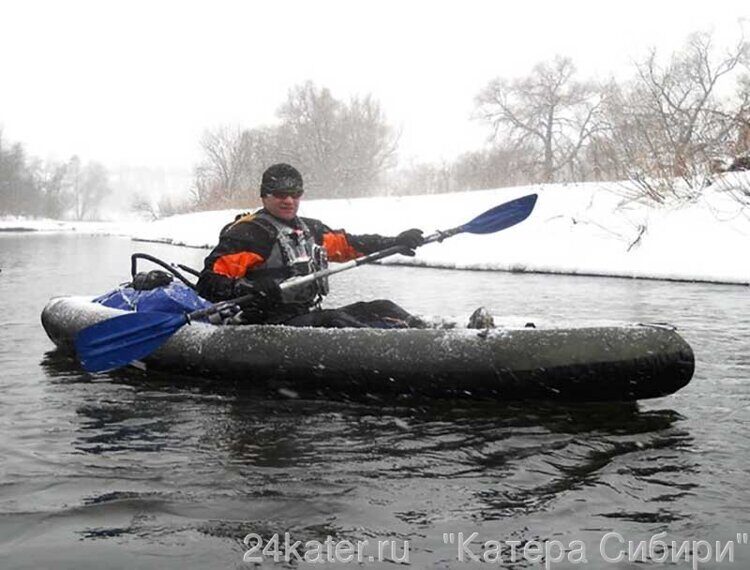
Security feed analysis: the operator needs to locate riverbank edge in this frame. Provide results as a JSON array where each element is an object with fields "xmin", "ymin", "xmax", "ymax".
[
  {"xmin": 4, "ymin": 228, "xmax": 747, "ymax": 286},
  {"xmin": 129, "ymin": 235, "xmax": 750, "ymax": 287},
  {"xmin": 4, "ymin": 179, "xmax": 749, "ymax": 286}
]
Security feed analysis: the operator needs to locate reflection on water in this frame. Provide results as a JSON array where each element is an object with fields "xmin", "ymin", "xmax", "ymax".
[
  {"xmin": 1, "ymin": 234, "xmax": 749, "ymax": 568},
  {"xmin": 36, "ymin": 351, "xmax": 700, "ymax": 559}
]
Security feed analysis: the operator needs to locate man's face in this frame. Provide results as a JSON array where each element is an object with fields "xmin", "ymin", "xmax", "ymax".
[{"xmin": 261, "ymin": 190, "xmax": 303, "ymax": 221}]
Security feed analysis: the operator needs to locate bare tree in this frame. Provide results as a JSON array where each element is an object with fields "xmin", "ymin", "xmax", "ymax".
[
  {"xmin": 276, "ymin": 81, "xmax": 398, "ymax": 197},
  {"xmin": 34, "ymin": 159, "xmax": 70, "ymax": 218},
  {"xmin": 130, "ymin": 193, "xmax": 160, "ymax": 220},
  {"xmin": 730, "ymin": 72, "xmax": 750, "ymax": 158},
  {"xmin": 192, "ymin": 126, "xmax": 276, "ymax": 209},
  {"xmin": 190, "ymin": 82, "xmax": 397, "ymax": 206},
  {"xmin": 131, "ymin": 192, "xmax": 191, "ymax": 220},
  {"xmin": 475, "ymin": 56, "xmax": 605, "ymax": 183},
  {"xmin": 66, "ymin": 157, "xmax": 111, "ymax": 220},
  {"xmin": 600, "ymin": 31, "xmax": 750, "ymax": 202},
  {"xmin": 387, "ymin": 160, "xmax": 455, "ymax": 196},
  {"xmin": 193, "ymin": 126, "xmax": 249, "ymax": 206},
  {"xmin": 65, "ymin": 156, "xmax": 83, "ymax": 218},
  {"xmin": 157, "ymin": 194, "xmax": 192, "ymax": 217},
  {"xmin": 276, "ymin": 82, "xmax": 341, "ymax": 187},
  {"xmin": 451, "ymin": 143, "xmax": 536, "ymax": 191},
  {"xmin": 0, "ymin": 133, "xmax": 38, "ymax": 215},
  {"xmin": 337, "ymin": 94, "xmax": 399, "ymax": 193}
]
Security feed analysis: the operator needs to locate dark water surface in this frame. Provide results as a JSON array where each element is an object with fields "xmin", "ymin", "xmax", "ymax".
[{"xmin": 0, "ymin": 233, "xmax": 748, "ymax": 568}]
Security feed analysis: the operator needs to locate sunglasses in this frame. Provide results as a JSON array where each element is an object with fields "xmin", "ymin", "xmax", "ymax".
[{"xmin": 269, "ymin": 190, "xmax": 304, "ymax": 199}]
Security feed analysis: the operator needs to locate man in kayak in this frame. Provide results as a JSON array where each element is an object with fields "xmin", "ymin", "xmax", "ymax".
[{"xmin": 196, "ymin": 163, "xmax": 426, "ymax": 328}]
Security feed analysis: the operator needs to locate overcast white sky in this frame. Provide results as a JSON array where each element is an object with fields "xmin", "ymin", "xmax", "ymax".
[{"xmin": 1, "ymin": 0, "xmax": 748, "ymax": 173}]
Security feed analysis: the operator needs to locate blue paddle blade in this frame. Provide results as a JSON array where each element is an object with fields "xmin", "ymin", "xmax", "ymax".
[
  {"xmin": 461, "ymin": 193, "xmax": 538, "ymax": 234},
  {"xmin": 75, "ymin": 311, "xmax": 188, "ymax": 373}
]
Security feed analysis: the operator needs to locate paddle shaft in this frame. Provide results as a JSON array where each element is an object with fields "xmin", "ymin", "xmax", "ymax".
[
  {"xmin": 277, "ymin": 227, "xmax": 460, "ymax": 294},
  {"xmin": 273, "ymin": 193, "xmax": 536, "ymax": 295}
]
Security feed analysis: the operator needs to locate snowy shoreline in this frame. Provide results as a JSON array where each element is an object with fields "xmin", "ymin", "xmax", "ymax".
[{"xmin": 4, "ymin": 179, "xmax": 749, "ymax": 286}]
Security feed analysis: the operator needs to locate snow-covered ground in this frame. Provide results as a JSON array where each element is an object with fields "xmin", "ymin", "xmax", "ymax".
[
  {"xmin": 3, "ymin": 177, "xmax": 749, "ymax": 285},
  {"xmin": 0, "ymin": 217, "xmax": 148, "ymax": 236}
]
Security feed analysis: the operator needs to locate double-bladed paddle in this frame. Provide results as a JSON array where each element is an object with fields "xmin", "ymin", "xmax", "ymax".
[{"xmin": 75, "ymin": 193, "xmax": 537, "ymax": 373}]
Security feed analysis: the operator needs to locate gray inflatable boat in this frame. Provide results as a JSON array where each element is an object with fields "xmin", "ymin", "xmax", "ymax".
[{"xmin": 41, "ymin": 296, "xmax": 695, "ymax": 402}]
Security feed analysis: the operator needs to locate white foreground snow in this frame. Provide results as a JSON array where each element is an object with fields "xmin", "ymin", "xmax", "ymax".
[{"xmin": 3, "ymin": 178, "xmax": 749, "ymax": 285}]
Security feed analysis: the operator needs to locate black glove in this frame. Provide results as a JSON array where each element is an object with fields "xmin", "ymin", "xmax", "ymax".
[
  {"xmin": 393, "ymin": 228, "xmax": 424, "ymax": 256},
  {"xmin": 235, "ymin": 277, "xmax": 281, "ymax": 305}
]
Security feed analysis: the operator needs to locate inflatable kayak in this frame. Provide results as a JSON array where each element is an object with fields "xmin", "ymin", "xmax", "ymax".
[{"xmin": 41, "ymin": 295, "xmax": 695, "ymax": 402}]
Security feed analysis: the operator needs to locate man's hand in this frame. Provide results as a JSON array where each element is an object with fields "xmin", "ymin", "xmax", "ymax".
[
  {"xmin": 394, "ymin": 228, "xmax": 424, "ymax": 256},
  {"xmin": 235, "ymin": 277, "xmax": 281, "ymax": 305}
]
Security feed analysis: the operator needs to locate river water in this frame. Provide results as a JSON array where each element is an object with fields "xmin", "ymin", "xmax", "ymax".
[{"xmin": 0, "ymin": 233, "xmax": 748, "ymax": 568}]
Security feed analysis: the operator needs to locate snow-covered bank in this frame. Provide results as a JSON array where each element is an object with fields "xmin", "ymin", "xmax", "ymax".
[
  {"xmin": 4, "ymin": 178, "xmax": 749, "ymax": 285},
  {"xmin": 0, "ymin": 216, "xmax": 148, "ymax": 236},
  {"xmin": 133, "ymin": 178, "xmax": 750, "ymax": 285}
]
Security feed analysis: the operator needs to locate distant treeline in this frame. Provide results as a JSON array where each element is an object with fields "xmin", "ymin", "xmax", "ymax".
[
  {"xmin": 0, "ymin": 135, "xmax": 110, "ymax": 219},
  {"xmin": 2, "ymin": 29, "xmax": 748, "ymax": 219}
]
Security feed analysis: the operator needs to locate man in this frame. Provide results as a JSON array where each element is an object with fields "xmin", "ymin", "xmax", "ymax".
[{"xmin": 196, "ymin": 163, "xmax": 426, "ymax": 328}]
